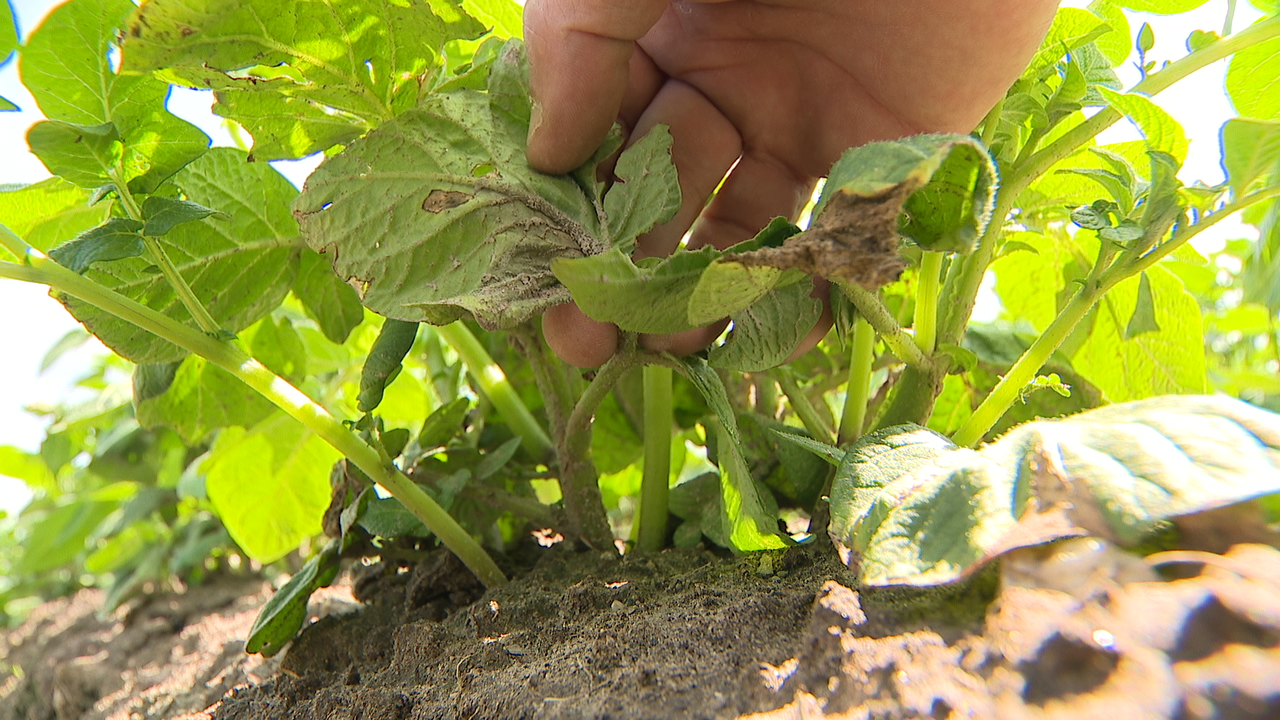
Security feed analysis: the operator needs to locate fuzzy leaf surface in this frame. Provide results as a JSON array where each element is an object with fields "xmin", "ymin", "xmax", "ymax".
[
  {"xmin": 708, "ymin": 279, "xmax": 823, "ymax": 372},
  {"xmin": 829, "ymin": 396, "xmax": 1280, "ymax": 588}
]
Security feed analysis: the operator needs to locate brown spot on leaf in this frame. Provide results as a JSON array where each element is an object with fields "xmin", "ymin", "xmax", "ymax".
[
  {"xmin": 422, "ymin": 190, "xmax": 471, "ymax": 213},
  {"xmin": 733, "ymin": 184, "xmax": 912, "ymax": 289}
]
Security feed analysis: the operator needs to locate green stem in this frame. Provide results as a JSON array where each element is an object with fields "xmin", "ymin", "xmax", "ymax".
[
  {"xmin": 776, "ymin": 369, "xmax": 835, "ymax": 443},
  {"xmin": 560, "ymin": 351, "xmax": 639, "ymax": 550},
  {"xmin": 636, "ymin": 365, "xmax": 673, "ymax": 553},
  {"xmin": 838, "ymin": 316, "xmax": 876, "ymax": 445},
  {"xmin": 1013, "ymin": 14, "xmax": 1280, "ymax": 192},
  {"xmin": 1224, "ymin": 0, "xmax": 1237, "ymax": 36},
  {"xmin": 110, "ymin": 170, "xmax": 223, "ymax": 336},
  {"xmin": 980, "ymin": 98, "xmax": 1005, "ymax": 148},
  {"xmin": 914, "ymin": 251, "xmax": 944, "ymax": 355},
  {"xmin": 1121, "ymin": 186, "xmax": 1280, "ymax": 278},
  {"xmin": 938, "ymin": 190, "xmax": 1017, "ymax": 346},
  {"xmin": 835, "ymin": 280, "xmax": 931, "ymax": 369},
  {"xmin": 0, "ymin": 226, "xmax": 506, "ymax": 588},
  {"xmin": 434, "ymin": 322, "xmax": 554, "ymax": 459},
  {"xmin": 421, "ymin": 329, "xmax": 459, "ymax": 404}
]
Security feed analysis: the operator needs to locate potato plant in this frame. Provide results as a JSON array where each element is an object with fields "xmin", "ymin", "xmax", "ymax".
[{"xmin": 1, "ymin": 0, "xmax": 1279, "ymax": 652}]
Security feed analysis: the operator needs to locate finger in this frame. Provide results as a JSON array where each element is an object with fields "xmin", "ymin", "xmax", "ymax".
[
  {"xmin": 628, "ymin": 79, "xmax": 743, "ymax": 260},
  {"xmin": 542, "ymin": 302, "xmax": 619, "ymax": 369},
  {"xmin": 524, "ymin": 0, "xmax": 669, "ymax": 175},
  {"xmin": 688, "ymin": 152, "xmax": 816, "ymax": 251}
]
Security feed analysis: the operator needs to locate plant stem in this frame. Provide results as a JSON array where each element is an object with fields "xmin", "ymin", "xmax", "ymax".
[
  {"xmin": 980, "ymin": 98, "xmax": 1004, "ymax": 148},
  {"xmin": 110, "ymin": 170, "xmax": 224, "ymax": 336},
  {"xmin": 0, "ymin": 226, "xmax": 507, "ymax": 588},
  {"xmin": 776, "ymin": 369, "xmax": 835, "ymax": 443},
  {"xmin": 838, "ymin": 316, "xmax": 876, "ymax": 444},
  {"xmin": 560, "ymin": 351, "xmax": 639, "ymax": 550},
  {"xmin": 1224, "ymin": 0, "xmax": 1237, "ymax": 36},
  {"xmin": 1013, "ymin": 14, "xmax": 1280, "ymax": 192},
  {"xmin": 834, "ymin": 280, "xmax": 931, "ymax": 369},
  {"xmin": 914, "ymin": 251, "xmax": 944, "ymax": 355},
  {"xmin": 434, "ymin": 322, "xmax": 554, "ymax": 460},
  {"xmin": 636, "ymin": 365, "xmax": 673, "ymax": 553}
]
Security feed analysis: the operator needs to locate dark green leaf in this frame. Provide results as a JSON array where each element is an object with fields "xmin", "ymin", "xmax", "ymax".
[
  {"xmin": 141, "ymin": 196, "xmax": 223, "ymax": 236},
  {"xmin": 292, "ymin": 250, "xmax": 365, "ymax": 344},
  {"xmin": 358, "ymin": 319, "xmax": 420, "ymax": 413},
  {"xmin": 1124, "ymin": 272, "xmax": 1162, "ymax": 339},
  {"xmin": 1222, "ymin": 118, "xmax": 1280, "ymax": 198},
  {"xmin": 124, "ymin": 0, "xmax": 485, "ymax": 159},
  {"xmin": 473, "ymin": 437, "xmax": 521, "ymax": 481},
  {"xmin": 418, "ymin": 398, "xmax": 472, "ymax": 450},
  {"xmin": 709, "ymin": 279, "xmax": 823, "ymax": 372},
  {"xmin": 380, "ymin": 428, "xmax": 411, "ymax": 459},
  {"xmin": 136, "ymin": 356, "xmax": 276, "ymax": 444},
  {"xmin": 359, "ymin": 495, "xmax": 433, "ymax": 538},
  {"xmin": 26, "ymin": 121, "xmax": 121, "ymax": 188},
  {"xmin": 742, "ymin": 416, "xmax": 829, "ymax": 508},
  {"xmin": 48, "ymin": 218, "xmax": 145, "ymax": 273},
  {"xmin": 668, "ymin": 473, "xmax": 728, "ymax": 548},
  {"xmin": 592, "ymin": 390, "xmax": 643, "ymax": 475},
  {"xmin": 246, "ymin": 541, "xmax": 341, "ymax": 656},
  {"xmin": 829, "ymin": 396, "xmax": 1280, "ymax": 588},
  {"xmin": 61, "ymin": 148, "xmax": 303, "ymax": 363}
]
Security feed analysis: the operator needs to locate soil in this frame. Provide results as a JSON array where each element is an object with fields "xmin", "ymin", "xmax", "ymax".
[{"xmin": 3, "ymin": 532, "xmax": 1280, "ymax": 720}]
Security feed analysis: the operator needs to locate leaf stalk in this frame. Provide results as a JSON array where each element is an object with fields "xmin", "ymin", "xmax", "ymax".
[{"xmin": 636, "ymin": 364, "xmax": 673, "ymax": 553}]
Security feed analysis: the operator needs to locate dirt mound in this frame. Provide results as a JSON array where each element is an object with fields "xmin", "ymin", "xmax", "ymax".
[{"xmin": 4, "ymin": 540, "xmax": 1279, "ymax": 720}]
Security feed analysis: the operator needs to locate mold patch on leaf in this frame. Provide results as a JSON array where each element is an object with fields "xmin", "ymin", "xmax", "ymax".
[{"xmin": 423, "ymin": 190, "xmax": 472, "ymax": 213}]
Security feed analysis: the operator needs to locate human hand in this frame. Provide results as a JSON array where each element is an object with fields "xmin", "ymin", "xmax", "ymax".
[{"xmin": 526, "ymin": 0, "xmax": 1059, "ymax": 368}]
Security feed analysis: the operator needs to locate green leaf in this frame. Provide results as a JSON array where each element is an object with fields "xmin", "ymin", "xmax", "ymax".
[
  {"xmin": 592, "ymin": 390, "xmax": 643, "ymax": 475},
  {"xmin": 418, "ymin": 397, "xmax": 472, "ymax": 450},
  {"xmin": 1097, "ymin": 87, "xmax": 1188, "ymax": 165},
  {"xmin": 1024, "ymin": 8, "xmax": 1110, "ymax": 80},
  {"xmin": 20, "ymin": 0, "xmax": 209, "ymax": 192},
  {"xmin": 1124, "ymin": 272, "xmax": 1161, "ymax": 339},
  {"xmin": 0, "ymin": 180, "xmax": 107, "ymax": 257},
  {"xmin": 899, "ymin": 141, "xmax": 998, "ymax": 253},
  {"xmin": 205, "ymin": 414, "xmax": 339, "ymax": 563},
  {"xmin": 677, "ymin": 357, "xmax": 789, "ymax": 552},
  {"xmin": 708, "ymin": 279, "xmax": 823, "ymax": 372},
  {"xmin": 61, "ymin": 148, "xmax": 303, "ymax": 363},
  {"xmin": 1088, "ymin": 0, "xmax": 1131, "ymax": 65},
  {"xmin": 1222, "ymin": 118, "xmax": 1280, "ymax": 198},
  {"xmin": 990, "ymin": 231, "xmax": 1075, "ymax": 333},
  {"xmin": 828, "ymin": 396, "xmax": 1280, "ymax": 588},
  {"xmin": 358, "ymin": 319, "xmax": 420, "ymax": 413},
  {"xmin": 1119, "ymin": 0, "xmax": 1211, "ymax": 12},
  {"xmin": 359, "ymin": 495, "xmax": 432, "ymax": 538},
  {"xmin": 136, "ymin": 356, "xmax": 276, "ymax": 444},
  {"xmin": 249, "ymin": 316, "xmax": 308, "ymax": 384},
  {"xmin": 141, "ymin": 196, "xmax": 223, "ymax": 237},
  {"xmin": 603, "ymin": 125, "xmax": 681, "ymax": 253},
  {"xmin": 1187, "ymin": 29, "xmax": 1220, "ymax": 52},
  {"xmin": 927, "ymin": 374, "xmax": 974, "ymax": 437},
  {"xmin": 246, "ymin": 540, "xmax": 341, "ymax": 656},
  {"xmin": 668, "ymin": 473, "xmax": 727, "ymax": 548},
  {"xmin": 295, "ymin": 42, "xmax": 615, "ymax": 329},
  {"xmin": 0, "ymin": 0, "xmax": 17, "ymax": 64},
  {"xmin": 1072, "ymin": 265, "xmax": 1206, "ymax": 402},
  {"xmin": 473, "ymin": 437, "xmax": 521, "ymax": 480},
  {"xmin": 1138, "ymin": 22, "xmax": 1155, "ymax": 53},
  {"xmin": 292, "ymin": 250, "xmax": 365, "ymax": 344},
  {"xmin": 48, "ymin": 218, "xmax": 145, "ymax": 273},
  {"xmin": 123, "ymin": 0, "xmax": 485, "ymax": 159},
  {"xmin": 0, "ymin": 96, "xmax": 18, "ymax": 112},
  {"xmin": 16, "ymin": 483, "xmax": 136, "ymax": 574},
  {"xmin": 461, "ymin": 0, "xmax": 523, "ymax": 38},
  {"xmin": 0, "ymin": 446, "xmax": 56, "ymax": 491},
  {"xmin": 741, "ymin": 415, "xmax": 829, "ymax": 508},
  {"xmin": 768, "ymin": 428, "xmax": 842, "ymax": 467},
  {"xmin": 26, "ymin": 121, "xmax": 121, "ymax": 188},
  {"xmin": 1227, "ymin": 31, "xmax": 1280, "ymax": 121}
]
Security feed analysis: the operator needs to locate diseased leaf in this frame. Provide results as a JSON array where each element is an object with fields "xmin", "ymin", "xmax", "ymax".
[
  {"xmin": 123, "ymin": 0, "xmax": 485, "ymax": 159},
  {"xmin": 604, "ymin": 125, "xmax": 681, "ymax": 254},
  {"xmin": 677, "ymin": 357, "xmax": 789, "ymax": 552},
  {"xmin": 709, "ymin": 279, "xmax": 823, "ymax": 372},
  {"xmin": 26, "ymin": 121, "xmax": 121, "ymax": 188},
  {"xmin": 48, "ymin": 218, "xmax": 145, "ymax": 273},
  {"xmin": 1227, "ymin": 31, "xmax": 1280, "ymax": 121},
  {"xmin": 1222, "ymin": 118, "xmax": 1280, "ymax": 198},
  {"xmin": 246, "ymin": 540, "xmax": 340, "ymax": 656},
  {"xmin": 136, "ymin": 356, "xmax": 276, "ymax": 444},
  {"xmin": 1098, "ymin": 87, "xmax": 1188, "ymax": 164},
  {"xmin": 295, "ymin": 42, "xmax": 614, "ymax": 329},
  {"xmin": 292, "ymin": 251, "xmax": 365, "ymax": 345},
  {"xmin": 731, "ymin": 135, "xmax": 995, "ymax": 286},
  {"xmin": 141, "ymin": 196, "xmax": 223, "ymax": 237},
  {"xmin": 205, "ymin": 414, "xmax": 339, "ymax": 563},
  {"xmin": 828, "ymin": 396, "xmax": 1280, "ymax": 588},
  {"xmin": 61, "ymin": 148, "xmax": 303, "ymax": 363},
  {"xmin": 1072, "ymin": 265, "xmax": 1206, "ymax": 402}
]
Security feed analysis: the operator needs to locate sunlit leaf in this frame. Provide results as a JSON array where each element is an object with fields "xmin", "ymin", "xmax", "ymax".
[
  {"xmin": 1098, "ymin": 87, "xmax": 1188, "ymax": 164},
  {"xmin": 136, "ymin": 356, "xmax": 276, "ymax": 444},
  {"xmin": 1227, "ymin": 30, "xmax": 1280, "ymax": 121},
  {"xmin": 1222, "ymin": 118, "xmax": 1280, "ymax": 198}
]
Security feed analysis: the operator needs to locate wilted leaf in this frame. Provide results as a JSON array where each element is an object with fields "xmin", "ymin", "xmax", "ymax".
[{"xmin": 829, "ymin": 395, "xmax": 1280, "ymax": 588}]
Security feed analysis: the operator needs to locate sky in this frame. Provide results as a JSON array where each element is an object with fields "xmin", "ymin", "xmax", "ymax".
[{"xmin": 0, "ymin": 0, "xmax": 1268, "ymax": 509}]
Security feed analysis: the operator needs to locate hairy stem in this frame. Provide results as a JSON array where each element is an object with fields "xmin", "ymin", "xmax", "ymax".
[
  {"xmin": 776, "ymin": 369, "xmax": 835, "ymax": 443},
  {"xmin": 636, "ymin": 365, "xmax": 673, "ymax": 553},
  {"xmin": 0, "ymin": 225, "xmax": 507, "ymax": 587},
  {"xmin": 835, "ymin": 280, "xmax": 931, "ymax": 369},
  {"xmin": 914, "ymin": 251, "xmax": 944, "ymax": 355},
  {"xmin": 838, "ymin": 316, "xmax": 876, "ymax": 444},
  {"xmin": 560, "ymin": 351, "xmax": 639, "ymax": 550},
  {"xmin": 435, "ymin": 322, "xmax": 554, "ymax": 460}
]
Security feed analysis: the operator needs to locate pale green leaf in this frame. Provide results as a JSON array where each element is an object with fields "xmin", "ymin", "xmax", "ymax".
[
  {"xmin": 461, "ymin": 0, "xmax": 523, "ymax": 38},
  {"xmin": 123, "ymin": 0, "xmax": 485, "ymax": 159},
  {"xmin": 0, "ymin": 0, "xmax": 17, "ymax": 64},
  {"xmin": 829, "ymin": 396, "xmax": 1280, "ymax": 588},
  {"xmin": 990, "ymin": 231, "xmax": 1074, "ymax": 333},
  {"xmin": 708, "ymin": 279, "xmax": 823, "ymax": 372},
  {"xmin": 61, "ymin": 148, "xmax": 303, "ymax": 363},
  {"xmin": 136, "ymin": 356, "xmax": 276, "ymax": 444},
  {"xmin": 1072, "ymin": 265, "xmax": 1206, "ymax": 402},
  {"xmin": 1088, "ymin": 0, "xmax": 1131, "ymax": 65},
  {"xmin": 1118, "ymin": 0, "xmax": 1212, "ymax": 12},
  {"xmin": 604, "ymin": 125, "xmax": 681, "ymax": 253},
  {"xmin": 1124, "ymin": 271, "xmax": 1162, "ymax": 339},
  {"xmin": 1227, "ymin": 32, "xmax": 1280, "ymax": 121},
  {"xmin": 26, "ymin": 121, "xmax": 121, "ymax": 188},
  {"xmin": 249, "ymin": 316, "xmax": 307, "ymax": 384},
  {"xmin": 1097, "ymin": 87, "xmax": 1188, "ymax": 164},
  {"xmin": 292, "ymin": 250, "xmax": 365, "ymax": 345},
  {"xmin": 0, "ymin": 446, "xmax": 56, "ymax": 490},
  {"xmin": 1024, "ymin": 8, "xmax": 1110, "ymax": 80},
  {"xmin": 48, "ymin": 218, "xmax": 145, "ymax": 273},
  {"xmin": 205, "ymin": 415, "xmax": 339, "ymax": 563},
  {"xmin": 0, "ymin": 96, "xmax": 18, "ymax": 111},
  {"xmin": 1222, "ymin": 118, "xmax": 1280, "ymax": 198},
  {"xmin": 926, "ymin": 374, "xmax": 974, "ymax": 437},
  {"xmin": 0, "ymin": 178, "xmax": 110, "ymax": 256}
]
